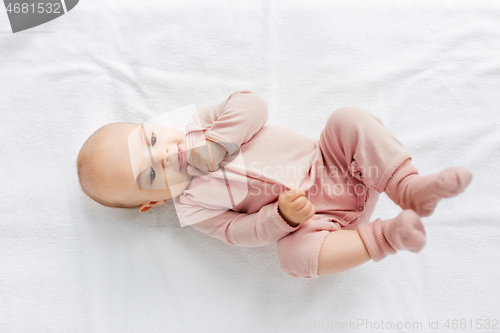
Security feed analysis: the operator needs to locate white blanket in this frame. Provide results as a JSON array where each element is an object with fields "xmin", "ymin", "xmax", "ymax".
[{"xmin": 1, "ymin": 0, "xmax": 499, "ymax": 332}]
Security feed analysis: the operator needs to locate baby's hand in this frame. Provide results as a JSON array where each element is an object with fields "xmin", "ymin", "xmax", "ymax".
[
  {"xmin": 278, "ymin": 189, "xmax": 316, "ymax": 227},
  {"xmin": 187, "ymin": 139, "xmax": 227, "ymax": 173}
]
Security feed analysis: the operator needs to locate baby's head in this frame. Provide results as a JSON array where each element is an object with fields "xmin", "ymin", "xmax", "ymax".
[{"xmin": 77, "ymin": 122, "xmax": 192, "ymax": 212}]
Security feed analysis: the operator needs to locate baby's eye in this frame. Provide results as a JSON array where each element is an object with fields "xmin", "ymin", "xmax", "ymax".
[
  {"xmin": 151, "ymin": 132, "xmax": 157, "ymax": 147},
  {"xmin": 149, "ymin": 167, "xmax": 156, "ymax": 184}
]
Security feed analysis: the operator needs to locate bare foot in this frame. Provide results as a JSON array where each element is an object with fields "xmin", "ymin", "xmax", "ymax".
[{"xmin": 405, "ymin": 167, "xmax": 472, "ymax": 217}]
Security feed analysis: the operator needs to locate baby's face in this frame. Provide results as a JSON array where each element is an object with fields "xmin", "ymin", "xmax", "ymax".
[
  {"xmin": 127, "ymin": 123, "xmax": 193, "ymax": 200},
  {"xmin": 86, "ymin": 122, "xmax": 193, "ymax": 208}
]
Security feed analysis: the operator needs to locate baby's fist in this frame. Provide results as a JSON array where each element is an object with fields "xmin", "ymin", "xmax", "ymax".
[
  {"xmin": 278, "ymin": 189, "xmax": 315, "ymax": 227},
  {"xmin": 188, "ymin": 139, "xmax": 227, "ymax": 174}
]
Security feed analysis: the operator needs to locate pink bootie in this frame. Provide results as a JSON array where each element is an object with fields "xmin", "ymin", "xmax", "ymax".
[
  {"xmin": 358, "ymin": 210, "xmax": 426, "ymax": 261},
  {"xmin": 385, "ymin": 159, "xmax": 473, "ymax": 217}
]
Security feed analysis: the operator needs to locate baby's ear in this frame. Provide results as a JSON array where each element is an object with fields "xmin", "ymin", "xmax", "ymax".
[
  {"xmin": 138, "ymin": 204, "xmax": 153, "ymax": 212},
  {"xmin": 138, "ymin": 200, "xmax": 167, "ymax": 212}
]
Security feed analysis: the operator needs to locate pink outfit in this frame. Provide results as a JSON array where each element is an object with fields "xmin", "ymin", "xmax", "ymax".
[{"xmin": 174, "ymin": 90, "xmax": 413, "ymax": 278}]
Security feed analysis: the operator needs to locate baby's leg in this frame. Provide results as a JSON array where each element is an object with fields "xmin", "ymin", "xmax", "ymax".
[
  {"xmin": 318, "ymin": 210, "xmax": 426, "ymax": 276},
  {"xmin": 319, "ymin": 106, "xmax": 472, "ymax": 217},
  {"xmin": 319, "ymin": 106, "xmax": 413, "ymax": 192},
  {"xmin": 385, "ymin": 160, "xmax": 472, "ymax": 217},
  {"xmin": 276, "ymin": 211, "xmax": 425, "ymax": 278},
  {"xmin": 317, "ymin": 230, "xmax": 370, "ymax": 275}
]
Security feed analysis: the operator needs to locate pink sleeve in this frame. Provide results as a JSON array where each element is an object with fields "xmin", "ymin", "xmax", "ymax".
[
  {"xmin": 175, "ymin": 195, "xmax": 299, "ymax": 247},
  {"xmin": 186, "ymin": 90, "xmax": 269, "ymax": 155}
]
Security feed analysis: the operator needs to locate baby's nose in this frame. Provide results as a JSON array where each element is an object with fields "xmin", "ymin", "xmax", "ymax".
[
  {"xmin": 161, "ymin": 146, "xmax": 177, "ymax": 161},
  {"xmin": 166, "ymin": 147, "xmax": 176, "ymax": 157}
]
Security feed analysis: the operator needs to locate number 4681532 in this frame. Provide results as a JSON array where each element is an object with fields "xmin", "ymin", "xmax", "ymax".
[{"xmin": 6, "ymin": 2, "xmax": 62, "ymax": 14}]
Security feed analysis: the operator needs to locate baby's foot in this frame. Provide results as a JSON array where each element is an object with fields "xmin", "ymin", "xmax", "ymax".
[
  {"xmin": 405, "ymin": 167, "xmax": 472, "ymax": 217},
  {"xmin": 383, "ymin": 210, "xmax": 426, "ymax": 253},
  {"xmin": 358, "ymin": 210, "xmax": 426, "ymax": 261}
]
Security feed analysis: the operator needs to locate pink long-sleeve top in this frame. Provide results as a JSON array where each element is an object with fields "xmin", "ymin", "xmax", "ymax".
[{"xmin": 173, "ymin": 90, "xmax": 360, "ymax": 247}]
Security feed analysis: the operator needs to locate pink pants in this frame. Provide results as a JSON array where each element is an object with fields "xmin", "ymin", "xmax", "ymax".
[{"xmin": 275, "ymin": 107, "xmax": 412, "ymax": 278}]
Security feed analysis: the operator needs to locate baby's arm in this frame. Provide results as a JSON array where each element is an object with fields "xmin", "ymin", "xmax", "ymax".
[
  {"xmin": 176, "ymin": 195, "xmax": 299, "ymax": 247},
  {"xmin": 187, "ymin": 90, "xmax": 269, "ymax": 156}
]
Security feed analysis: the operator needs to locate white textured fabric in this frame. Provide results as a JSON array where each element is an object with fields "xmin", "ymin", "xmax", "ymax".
[{"xmin": 1, "ymin": 1, "xmax": 499, "ymax": 332}]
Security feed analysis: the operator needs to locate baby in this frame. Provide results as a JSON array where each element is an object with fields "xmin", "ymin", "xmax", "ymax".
[{"xmin": 77, "ymin": 90, "xmax": 472, "ymax": 279}]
